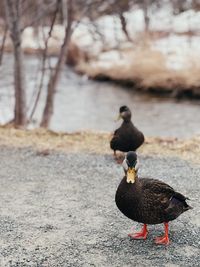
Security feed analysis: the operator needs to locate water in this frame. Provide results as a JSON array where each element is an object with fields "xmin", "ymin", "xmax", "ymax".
[{"xmin": 0, "ymin": 54, "xmax": 200, "ymax": 138}]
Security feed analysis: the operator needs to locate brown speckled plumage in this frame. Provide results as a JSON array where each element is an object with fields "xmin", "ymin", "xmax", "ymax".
[
  {"xmin": 115, "ymin": 176, "xmax": 192, "ymax": 225},
  {"xmin": 115, "ymin": 151, "xmax": 192, "ymax": 245}
]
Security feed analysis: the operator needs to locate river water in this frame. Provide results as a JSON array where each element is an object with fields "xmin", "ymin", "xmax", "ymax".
[{"xmin": 0, "ymin": 54, "xmax": 200, "ymax": 138}]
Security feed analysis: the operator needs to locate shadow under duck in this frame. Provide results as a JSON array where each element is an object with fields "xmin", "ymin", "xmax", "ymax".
[
  {"xmin": 115, "ymin": 151, "xmax": 192, "ymax": 245},
  {"xmin": 110, "ymin": 106, "xmax": 144, "ymax": 157}
]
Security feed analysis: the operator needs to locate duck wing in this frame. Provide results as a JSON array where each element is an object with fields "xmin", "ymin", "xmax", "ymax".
[
  {"xmin": 110, "ymin": 128, "xmax": 122, "ymax": 150},
  {"xmin": 140, "ymin": 178, "xmax": 192, "ymax": 222},
  {"xmin": 141, "ymin": 178, "xmax": 174, "ymax": 197},
  {"xmin": 142, "ymin": 178, "xmax": 190, "ymax": 202},
  {"xmin": 111, "ymin": 134, "xmax": 135, "ymax": 152}
]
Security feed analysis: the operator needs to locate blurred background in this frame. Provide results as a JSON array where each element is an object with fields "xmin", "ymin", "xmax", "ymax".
[{"xmin": 1, "ymin": 0, "xmax": 200, "ymax": 138}]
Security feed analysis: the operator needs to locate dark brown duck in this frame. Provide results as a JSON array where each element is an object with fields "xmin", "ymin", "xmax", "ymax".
[
  {"xmin": 110, "ymin": 106, "xmax": 144, "ymax": 157},
  {"xmin": 115, "ymin": 151, "xmax": 192, "ymax": 245}
]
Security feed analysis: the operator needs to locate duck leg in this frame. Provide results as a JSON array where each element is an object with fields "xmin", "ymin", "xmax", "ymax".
[
  {"xmin": 113, "ymin": 151, "xmax": 123, "ymax": 164},
  {"xmin": 155, "ymin": 222, "xmax": 170, "ymax": 245},
  {"xmin": 128, "ymin": 224, "xmax": 148, "ymax": 239}
]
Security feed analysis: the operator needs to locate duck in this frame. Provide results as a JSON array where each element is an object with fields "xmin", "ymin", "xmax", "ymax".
[
  {"xmin": 110, "ymin": 106, "xmax": 144, "ymax": 158},
  {"xmin": 115, "ymin": 151, "xmax": 192, "ymax": 245}
]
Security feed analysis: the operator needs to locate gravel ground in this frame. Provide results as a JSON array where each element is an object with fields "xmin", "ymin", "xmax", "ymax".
[{"xmin": 0, "ymin": 146, "xmax": 199, "ymax": 267}]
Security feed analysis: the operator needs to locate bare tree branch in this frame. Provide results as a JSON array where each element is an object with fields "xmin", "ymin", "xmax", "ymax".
[
  {"xmin": 21, "ymin": 1, "xmax": 57, "ymax": 31},
  {"xmin": 0, "ymin": 25, "xmax": 7, "ymax": 65},
  {"xmin": 41, "ymin": 0, "xmax": 73, "ymax": 127},
  {"xmin": 29, "ymin": 1, "xmax": 59, "ymax": 122},
  {"xmin": 119, "ymin": 13, "xmax": 132, "ymax": 42}
]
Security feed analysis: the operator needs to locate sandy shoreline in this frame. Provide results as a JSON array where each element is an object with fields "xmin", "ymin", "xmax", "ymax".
[{"xmin": 0, "ymin": 127, "xmax": 200, "ymax": 163}]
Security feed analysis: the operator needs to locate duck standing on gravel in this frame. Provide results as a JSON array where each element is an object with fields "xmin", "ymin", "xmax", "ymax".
[
  {"xmin": 115, "ymin": 151, "xmax": 192, "ymax": 245},
  {"xmin": 110, "ymin": 106, "xmax": 144, "ymax": 158}
]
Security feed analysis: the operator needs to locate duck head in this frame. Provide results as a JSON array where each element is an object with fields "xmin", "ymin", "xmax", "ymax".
[
  {"xmin": 116, "ymin": 106, "xmax": 132, "ymax": 122},
  {"xmin": 122, "ymin": 151, "xmax": 139, "ymax": 184}
]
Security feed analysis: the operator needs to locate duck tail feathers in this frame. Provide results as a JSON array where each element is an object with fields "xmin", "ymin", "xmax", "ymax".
[{"xmin": 184, "ymin": 204, "xmax": 193, "ymax": 211}]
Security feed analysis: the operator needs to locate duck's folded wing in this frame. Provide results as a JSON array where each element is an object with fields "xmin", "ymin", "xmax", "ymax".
[
  {"xmin": 173, "ymin": 191, "xmax": 189, "ymax": 201},
  {"xmin": 142, "ymin": 179, "xmax": 189, "ymax": 201},
  {"xmin": 141, "ymin": 178, "xmax": 191, "ymax": 212},
  {"xmin": 141, "ymin": 178, "xmax": 175, "ymax": 196},
  {"xmin": 113, "ymin": 128, "xmax": 118, "ymax": 134},
  {"xmin": 110, "ymin": 130, "xmax": 121, "ymax": 148},
  {"xmin": 142, "ymin": 178, "xmax": 175, "ymax": 205}
]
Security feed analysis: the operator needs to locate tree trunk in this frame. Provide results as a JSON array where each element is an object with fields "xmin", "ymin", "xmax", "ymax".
[
  {"xmin": 40, "ymin": 0, "xmax": 73, "ymax": 128},
  {"xmin": 0, "ymin": 26, "xmax": 7, "ymax": 65},
  {"xmin": 119, "ymin": 13, "xmax": 131, "ymax": 42},
  {"xmin": 4, "ymin": 0, "xmax": 27, "ymax": 127},
  {"xmin": 143, "ymin": 0, "xmax": 150, "ymax": 33}
]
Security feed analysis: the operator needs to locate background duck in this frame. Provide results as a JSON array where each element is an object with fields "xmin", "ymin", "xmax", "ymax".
[
  {"xmin": 110, "ymin": 106, "xmax": 144, "ymax": 158},
  {"xmin": 115, "ymin": 151, "xmax": 192, "ymax": 245}
]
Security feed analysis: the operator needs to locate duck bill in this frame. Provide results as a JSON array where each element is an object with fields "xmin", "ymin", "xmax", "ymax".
[
  {"xmin": 115, "ymin": 114, "xmax": 121, "ymax": 122},
  {"xmin": 127, "ymin": 168, "xmax": 136, "ymax": 184}
]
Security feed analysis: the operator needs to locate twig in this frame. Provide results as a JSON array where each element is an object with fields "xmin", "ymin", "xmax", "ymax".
[
  {"xmin": 40, "ymin": 0, "xmax": 73, "ymax": 127},
  {"xmin": 0, "ymin": 26, "xmax": 8, "ymax": 65},
  {"xmin": 28, "ymin": 1, "xmax": 59, "ymax": 122},
  {"xmin": 21, "ymin": 2, "xmax": 57, "ymax": 31},
  {"xmin": 119, "ymin": 13, "xmax": 132, "ymax": 42}
]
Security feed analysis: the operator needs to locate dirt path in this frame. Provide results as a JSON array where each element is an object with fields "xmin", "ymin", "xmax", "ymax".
[{"xmin": 0, "ymin": 145, "xmax": 199, "ymax": 267}]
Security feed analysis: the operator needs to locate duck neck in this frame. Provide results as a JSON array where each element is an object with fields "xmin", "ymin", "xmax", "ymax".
[{"xmin": 123, "ymin": 117, "xmax": 131, "ymax": 123}]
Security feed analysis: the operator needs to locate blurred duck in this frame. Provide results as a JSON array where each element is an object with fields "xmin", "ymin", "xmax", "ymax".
[
  {"xmin": 110, "ymin": 106, "xmax": 144, "ymax": 158},
  {"xmin": 115, "ymin": 151, "xmax": 192, "ymax": 245}
]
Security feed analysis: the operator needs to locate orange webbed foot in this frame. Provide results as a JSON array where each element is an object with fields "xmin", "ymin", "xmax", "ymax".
[
  {"xmin": 128, "ymin": 224, "xmax": 148, "ymax": 240},
  {"xmin": 154, "ymin": 222, "xmax": 170, "ymax": 245},
  {"xmin": 155, "ymin": 236, "xmax": 170, "ymax": 245}
]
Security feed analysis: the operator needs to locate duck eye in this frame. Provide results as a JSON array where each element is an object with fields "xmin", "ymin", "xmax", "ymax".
[{"xmin": 122, "ymin": 159, "xmax": 128, "ymax": 171}]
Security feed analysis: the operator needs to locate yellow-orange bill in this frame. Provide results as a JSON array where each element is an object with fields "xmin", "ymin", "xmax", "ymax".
[{"xmin": 127, "ymin": 168, "xmax": 136, "ymax": 183}]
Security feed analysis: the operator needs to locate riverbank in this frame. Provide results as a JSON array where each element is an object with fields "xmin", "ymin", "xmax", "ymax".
[
  {"xmin": 2, "ymin": 26, "xmax": 200, "ymax": 98},
  {"xmin": 0, "ymin": 127, "xmax": 200, "ymax": 163},
  {"xmin": 76, "ymin": 41, "xmax": 200, "ymax": 98}
]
